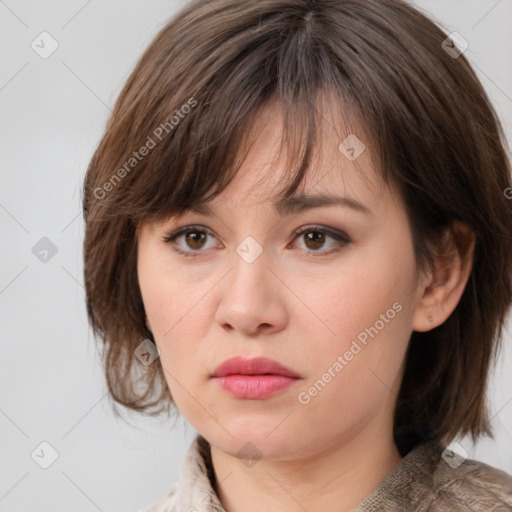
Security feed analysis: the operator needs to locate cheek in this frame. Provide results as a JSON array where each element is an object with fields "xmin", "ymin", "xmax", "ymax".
[
  {"xmin": 294, "ymin": 304, "xmax": 412, "ymax": 442},
  {"xmin": 292, "ymin": 242, "xmax": 416, "ymax": 403},
  {"xmin": 140, "ymin": 275, "xmax": 204, "ymax": 368},
  {"xmin": 137, "ymin": 254, "xmax": 215, "ymax": 398},
  {"xmin": 291, "ymin": 247, "xmax": 414, "ymax": 343},
  {"xmin": 138, "ymin": 241, "xmax": 202, "ymax": 338}
]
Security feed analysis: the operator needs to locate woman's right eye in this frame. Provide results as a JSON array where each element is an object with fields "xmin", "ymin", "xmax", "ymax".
[{"xmin": 162, "ymin": 225, "xmax": 220, "ymax": 258}]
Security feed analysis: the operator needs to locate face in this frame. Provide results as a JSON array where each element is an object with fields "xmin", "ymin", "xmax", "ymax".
[{"xmin": 137, "ymin": 103, "xmax": 426, "ymax": 461}]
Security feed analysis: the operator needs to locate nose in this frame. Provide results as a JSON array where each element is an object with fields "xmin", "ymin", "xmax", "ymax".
[{"xmin": 214, "ymin": 246, "xmax": 288, "ymax": 336}]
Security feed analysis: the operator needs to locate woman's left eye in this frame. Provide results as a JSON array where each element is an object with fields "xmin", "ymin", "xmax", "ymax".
[
  {"xmin": 290, "ymin": 226, "xmax": 350, "ymax": 256},
  {"xmin": 162, "ymin": 224, "xmax": 349, "ymax": 258}
]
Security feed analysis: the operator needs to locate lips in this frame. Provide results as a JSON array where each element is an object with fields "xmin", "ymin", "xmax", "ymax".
[
  {"xmin": 211, "ymin": 357, "xmax": 302, "ymax": 399},
  {"xmin": 212, "ymin": 356, "xmax": 301, "ymax": 378}
]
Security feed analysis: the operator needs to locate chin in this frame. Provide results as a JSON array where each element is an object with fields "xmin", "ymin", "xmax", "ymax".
[{"xmin": 208, "ymin": 425, "xmax": 303, "ymax": 462}]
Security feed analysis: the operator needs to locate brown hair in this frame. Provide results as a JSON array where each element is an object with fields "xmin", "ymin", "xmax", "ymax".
[{"xmin": 82, "ymin": 0, "xmax": 512, "ymax": 454}]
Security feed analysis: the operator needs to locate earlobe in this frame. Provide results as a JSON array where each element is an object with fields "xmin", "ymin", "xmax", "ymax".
[{"xmin": 412, "ymin": 222, "xmax": 475, "ymax": 333}]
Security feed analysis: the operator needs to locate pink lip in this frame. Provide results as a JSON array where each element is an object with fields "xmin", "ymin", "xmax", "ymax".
[{"xmin": 211, "ymin": 357, "xmax": 301, "ymax": 399}]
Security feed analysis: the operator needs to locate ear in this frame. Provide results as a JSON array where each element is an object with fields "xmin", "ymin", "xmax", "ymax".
[
  {"xmin": 412, "ymin": 221, "xmax": 475, "ymax": 332},
  {"xmin": 145, "ymin": 315, "xmax": 152, "ymax": 332}
]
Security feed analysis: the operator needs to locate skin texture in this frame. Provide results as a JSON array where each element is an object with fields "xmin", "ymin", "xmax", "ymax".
[{"xmin": 137, "ymin": 102, "xmax": 474, "ymax": 512}]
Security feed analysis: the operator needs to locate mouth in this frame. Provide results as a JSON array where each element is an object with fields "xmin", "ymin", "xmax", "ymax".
[{"xmin": 211, "ymin": 356, "xmax": 301, "ymax": 399}]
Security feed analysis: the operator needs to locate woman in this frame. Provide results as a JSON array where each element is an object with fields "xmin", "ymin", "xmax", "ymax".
[{"xmin": 82, "ymin": 0, "xmax": 512, "ymax": 510}]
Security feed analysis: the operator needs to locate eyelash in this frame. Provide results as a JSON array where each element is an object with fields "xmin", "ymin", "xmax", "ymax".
[{"xmin": 161, "ymin": 224, "xmax": 350, "ymax": 259}]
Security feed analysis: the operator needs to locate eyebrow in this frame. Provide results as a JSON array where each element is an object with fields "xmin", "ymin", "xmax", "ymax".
[{"xmin": 188, "ymin": 193, "xmax": 373, "ymax": 217}]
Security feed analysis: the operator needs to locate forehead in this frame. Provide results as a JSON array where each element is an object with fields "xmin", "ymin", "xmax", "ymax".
[{"xmin": 195, "ymin": 100, "xmax": 385, "ymax": 216}]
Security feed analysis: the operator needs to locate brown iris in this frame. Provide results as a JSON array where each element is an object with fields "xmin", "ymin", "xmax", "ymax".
[
  {"xmin": 185, "ymin": 231, "xmax": 207, "ymax": 249},
  {"xmin": 304, "ymin": 231, "xmax": 325, "ymax": 250}
]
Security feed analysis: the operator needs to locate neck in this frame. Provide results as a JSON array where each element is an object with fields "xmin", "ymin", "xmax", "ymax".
[{"xmin": 209, "ymin": 422, "xmax": 402, "ymax": 512}]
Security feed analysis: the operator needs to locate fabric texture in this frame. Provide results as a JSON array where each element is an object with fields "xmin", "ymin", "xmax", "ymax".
[{"xmin": 140, "ymin": 434, "xmax": 512, "ymax": 512}]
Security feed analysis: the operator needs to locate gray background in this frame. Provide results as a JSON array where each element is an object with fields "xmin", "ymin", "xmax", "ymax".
[{"xmin": 1, "ymin": 1, "xmax": 511, "ymax": 510}]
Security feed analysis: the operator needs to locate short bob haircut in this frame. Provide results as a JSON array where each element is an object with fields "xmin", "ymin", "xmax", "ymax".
[{"xmin": 82, "ymin": 0, "xmax": 512, "ymax": 455}]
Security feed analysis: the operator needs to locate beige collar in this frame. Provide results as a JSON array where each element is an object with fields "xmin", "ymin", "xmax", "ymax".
[{"xmin": 144, "ymin": 434, "xmax": 512, "ymax": 512}]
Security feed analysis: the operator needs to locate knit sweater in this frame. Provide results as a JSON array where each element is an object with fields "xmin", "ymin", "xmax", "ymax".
[{"xmin": 141, "ymin": 434, "xmax": 512, "ymax": 511}]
